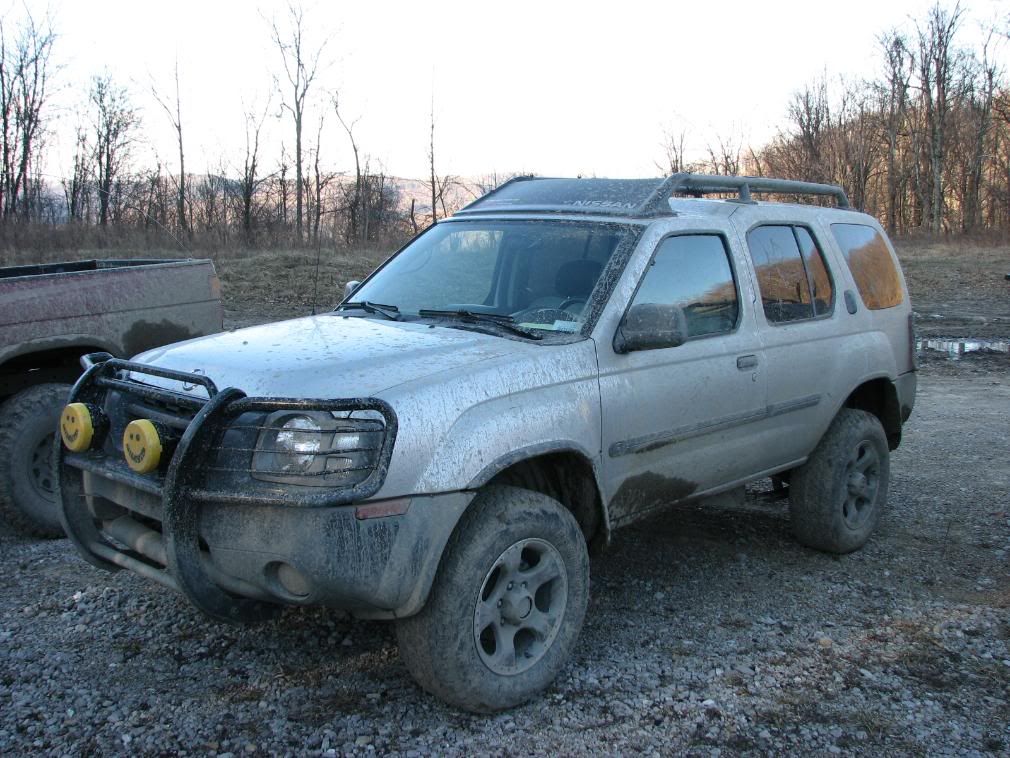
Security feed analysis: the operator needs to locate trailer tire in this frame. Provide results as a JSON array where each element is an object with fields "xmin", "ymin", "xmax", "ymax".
[{"xmin": 0, "ymin": 383, "xmax": 71, "ymax": 538}]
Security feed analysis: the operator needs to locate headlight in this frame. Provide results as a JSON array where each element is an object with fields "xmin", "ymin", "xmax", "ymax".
[
  {"xmin": 251, "ymin": 411, "xmax": 385, "ymax": 487},
  {"xmin": 275, "ymin": 416, "xmax": 322, "ymax": 472}
]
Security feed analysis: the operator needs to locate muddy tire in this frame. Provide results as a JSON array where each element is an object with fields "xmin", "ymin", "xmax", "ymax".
[
  {"xmin": 0, "ymin": 383, "xmax": 71, "ymax": 538},
  {"xmin": 396, "ymin": 485, "xmax": 589, "ymax": 713},
  {"xmin": 789, "ymin": 408, "xmax": 889, "ymax": 554}
]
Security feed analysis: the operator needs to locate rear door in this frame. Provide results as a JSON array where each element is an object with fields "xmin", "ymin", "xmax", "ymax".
[{"xmin": 738, "ymin": 219, "xmax": 843, "ymax": 462}]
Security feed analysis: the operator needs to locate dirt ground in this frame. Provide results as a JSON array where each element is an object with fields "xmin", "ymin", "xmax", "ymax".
[
  {"xmin": 896, "ymin": 236, "xmax": 1010, "ymax": 340},
  {"xmin": 1, "ymin": 236, "xmax": 1008, "ymax": 755}
]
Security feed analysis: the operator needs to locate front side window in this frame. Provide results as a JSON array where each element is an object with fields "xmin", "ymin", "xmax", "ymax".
[
  {"xmin": 629, "ymin": 234, "xmax": 739, "ymax": 338},
  {"xmin": 746, "ymin": 225, "xmax": 835, "ymax": 323},
  {"xmin": 830, "ymin": 223, "xmax": 904, "ymax": 310},
  {"xmin": 349, "ymin": 219, "xmax": 639, "ymax": 334}
]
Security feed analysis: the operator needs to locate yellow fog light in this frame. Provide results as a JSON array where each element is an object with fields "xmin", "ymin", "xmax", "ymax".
[
  {"xmin": 123, "ymin": 419, "xmax": 164, "ymax": 474},
  {"xmin": 61, "ymin": 403, "xmax": 97, "ymax": 452}
]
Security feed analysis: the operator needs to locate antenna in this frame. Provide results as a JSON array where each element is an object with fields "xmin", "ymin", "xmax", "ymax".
[{"xmin": 311, "ymin": 231, "xmax": 323, "ymax": 315}]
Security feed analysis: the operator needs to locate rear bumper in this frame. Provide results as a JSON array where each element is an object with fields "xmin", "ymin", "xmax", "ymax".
[
  {"xmin": 895, "ymin": 370, "xmax": 917, "ymax": 422},
  {"xmin": 58, "ymin": 354, "xmax": 468, "ymax": 622}
]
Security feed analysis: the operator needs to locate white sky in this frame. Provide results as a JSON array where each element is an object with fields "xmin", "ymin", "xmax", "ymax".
[{"xmin": 27, "ymin": 0, "xmax": 1010, "ymax": 182}]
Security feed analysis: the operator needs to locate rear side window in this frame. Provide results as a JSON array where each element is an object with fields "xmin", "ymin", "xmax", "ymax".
[
  {"xmin": 830, "ymin": 223, "xmax": 904, "ymax": 310},
  {"xmin": 630, "ymin": 234, "xmax": 738, "ymax": 338},
  {"xmin": 746, "ymin": 225, "xmax": 835, "ymax": 323}
]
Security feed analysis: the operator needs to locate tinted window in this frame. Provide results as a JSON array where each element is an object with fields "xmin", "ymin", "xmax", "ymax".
[
  {"xmin": 630, "ymin": 234, "xmax": 738, "ymax": 338},
  {"xmin": 746, "ymin": 225, "xmax": 834, "ymax": 323},
  {"xmin": 795, "ymin": 227, "xmax": 834, "ymax": 316},
  {"xmin": 747, "ymin": 226, "xmax": 812, "ymax": 323},
  {"xmin": 830, "ymin": 223, "xmax": 904, "ymax": 310}
]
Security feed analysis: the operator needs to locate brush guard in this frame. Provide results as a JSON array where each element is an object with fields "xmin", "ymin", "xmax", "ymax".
[{"xmin": 57, "ymin": 353, "xmax": 397, "ymax": 624}]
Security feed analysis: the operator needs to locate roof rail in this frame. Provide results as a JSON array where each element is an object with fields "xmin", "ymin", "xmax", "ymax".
[{"xmin": 638, "ymin": 173, "xmax": 850, "ymax": 216}]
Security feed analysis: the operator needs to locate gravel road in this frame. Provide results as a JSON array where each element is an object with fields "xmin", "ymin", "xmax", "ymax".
[{"xmin": 2, "ymin": 359, "xmax": 1008, "ymax": 756}]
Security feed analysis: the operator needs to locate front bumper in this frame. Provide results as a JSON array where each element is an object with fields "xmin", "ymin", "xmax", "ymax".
[{"xmin": 58, "ymin": 355, "xmax": 470, "ymax": 622}]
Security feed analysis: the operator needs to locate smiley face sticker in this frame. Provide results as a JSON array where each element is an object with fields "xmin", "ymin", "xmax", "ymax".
[
  {"xmin": 61, "ymin": 403, "xmax": 95, "ymax": 452},
  {"xmin": 123, "ymin": 419, "xmax": 163, "ymax": 474}
]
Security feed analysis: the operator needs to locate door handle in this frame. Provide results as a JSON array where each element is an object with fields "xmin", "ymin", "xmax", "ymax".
[{"xmin": 736, "ymin": 354, "xmax": 758, "ymax": 370}]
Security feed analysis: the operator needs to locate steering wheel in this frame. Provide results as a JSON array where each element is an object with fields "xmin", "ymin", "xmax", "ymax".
[{"xmin": 558, "ymin": 297, "xmax": 587, "ymax": 313}]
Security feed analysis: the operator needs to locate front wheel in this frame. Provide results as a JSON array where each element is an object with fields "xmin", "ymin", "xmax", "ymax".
[
  {"xmin": 789, "ymin": 408, "xmax": 890, "ymax": 554},
  {"xmin": 396, "ymin": 486, "xmax": 589, "ymax": 712}
]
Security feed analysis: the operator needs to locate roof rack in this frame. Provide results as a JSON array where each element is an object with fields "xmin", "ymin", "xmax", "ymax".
[
  {"xmin": 453, "ymin": 173, "xmax": 851, "ymax": 220},
  {"xmin": 639, "ymin": 173, "xmax": 850, "ymax": 216}
]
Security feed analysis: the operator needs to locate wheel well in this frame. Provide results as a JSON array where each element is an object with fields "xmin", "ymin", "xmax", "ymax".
[
  {"xmin": 845, "ymin": 378, "xmax": 902, "ymax": 450},
  {"xmin": 487, "ymin": 451, "xmax": 607, "ymax": 550},
  {"xmin": 0, "ymin": 346, "xmax": 101, "ymax": 401}
]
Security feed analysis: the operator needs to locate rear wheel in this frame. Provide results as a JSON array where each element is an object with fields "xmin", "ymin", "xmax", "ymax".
[
  {"xmin": 789, "ymin": 408, "xmax": 889, "ymax": 554},
  {"xmin": 396, "ymin": 485, "xmax": 589, "ymax": 712},
  {"xmin": 0, "ymin": 383, "xmax": 72, "ymax": 538}
]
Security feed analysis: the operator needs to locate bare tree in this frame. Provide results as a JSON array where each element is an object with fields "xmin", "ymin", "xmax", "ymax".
[
  {"xmin": 0, "ymin": 9, "xmax": 55, "ymax": 220},
  {"xmin": 915, "ymin": 2, "xmax": 966, "ymax": 232},
  {"xmin": 877, "ymin": 30, "xmax": 913, "ymax": 232},
  {"xmin": 151, "ymin": 59, "xmax": 189, "ymax": 235},
  {"xmin": 89, "ymin": 74, "xmax": 140, "ymax": 226},
  {"xmin": 236, "ymin": 100, "xmax": 270, "ymax": 242},
  {"xmin": 334, "ymin": 95, "xmax": 363, "ymax": 243},
  {"xmin": 309, "ymin": 111, "xmax": 335, "ymax": 244},
  {"xmin": 656, "ymin": 126, "xmax": 693, "ymax": 174},
  {"xmin": 424, "ymin": 99, "xmax": 455, "ymax": 225},
  {"xmin": 61, "ymin": 121, "xmax": 90, "ymax": 221},
  {"xmin": 269, "ymin": 2, "xmax": 327, "ymax": 244}
]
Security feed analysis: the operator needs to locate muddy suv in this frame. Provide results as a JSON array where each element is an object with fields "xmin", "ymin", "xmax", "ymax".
[{"xmin": 57, "ymin": 174, "xmax": 916, "ymax": 712}]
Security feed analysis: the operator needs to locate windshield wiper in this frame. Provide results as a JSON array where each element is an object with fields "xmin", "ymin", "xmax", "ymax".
[
  {"xmin": 418, "ymin": 309, "xmax": 543, "ymax": 340},
  {"xmin": 335, "ymin": 301, "xmax": 402, "ymax": 321}
]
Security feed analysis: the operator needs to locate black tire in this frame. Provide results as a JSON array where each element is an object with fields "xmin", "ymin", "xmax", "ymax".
[
  {"xmin": 789, "ymin": 408, "xmax": 889, "ymax": 554},
  {"xmin": 0, "ymin": 383, "xmax": 72, "ymax": 538},
  {"xmin": 396, "ymin": 485, "xmax": 589, "ymax": 713}
]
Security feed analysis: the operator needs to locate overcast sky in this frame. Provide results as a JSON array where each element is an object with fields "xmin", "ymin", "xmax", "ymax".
[{"xmin": 31, "ymin": 0, "xmax": 1010, "ymax": 181}]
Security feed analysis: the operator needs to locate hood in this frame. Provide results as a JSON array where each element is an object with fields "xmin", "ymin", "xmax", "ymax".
[{"xmin": 132, "ymin": 313, "xmax": 530, "ymax": 398}]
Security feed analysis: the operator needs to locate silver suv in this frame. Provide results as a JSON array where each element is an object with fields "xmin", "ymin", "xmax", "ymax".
[{"xmin": 57, "ymin": 174, "xmax": 916, "ymax": 712}]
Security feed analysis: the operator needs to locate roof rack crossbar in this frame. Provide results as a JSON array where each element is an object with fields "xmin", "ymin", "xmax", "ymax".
[{"xmin": 638, "ymin": 173, "xmax": 850, "ymax": 216}]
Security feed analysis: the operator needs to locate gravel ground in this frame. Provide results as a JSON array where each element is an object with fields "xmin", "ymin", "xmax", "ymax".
[{"xmin": 1, "ymin": 357, "xmax": 1008, "ymax": 756}]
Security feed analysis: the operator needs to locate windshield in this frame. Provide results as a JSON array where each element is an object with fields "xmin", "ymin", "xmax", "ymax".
[{"xmin": 347, "ymin": 219, "xmax": 638, "ymax": 334}]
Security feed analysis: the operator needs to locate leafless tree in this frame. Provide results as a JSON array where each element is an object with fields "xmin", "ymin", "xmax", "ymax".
[
  {"xmin": 236, "ymin": 100, "xmax": 270, "ymax": 242},
  {"xmin": 309, "ymin": 111, "xmax": 335, "ymax": 244},
  {"xmin": 61, "ymin": 121, "xmax": 90, "ymax": 222},
  {"xmin": 877, "ymin": 30, "xmax": 913, "ymax": 232},
  {"xmin": 915, "ymin": 2, "xmax": 966, "ymax": 232},
  {"xmin": 89, "ymin": 74, "xmax": 139, "ymax": 226},
  {"xmin": 269, "ymin": 2, "xmax": 327, "ymax": 244},
  {"xmin": 151, "ymin": 59, "xmax": 189, "ymax": 235},
  {"xmin": 334, "ymin": 95, "xmax": 363, "ymax": 243},
  {"xmin": 0, "ymin": 9, "xmax": 55, "ymax": 220},
  {"xmin": 425, "ymin": 99, "xmax": 455, "ymax": 225},
  {"xmin": 656, "ymin": 127, "xmax": 692, "ymax": 174}
]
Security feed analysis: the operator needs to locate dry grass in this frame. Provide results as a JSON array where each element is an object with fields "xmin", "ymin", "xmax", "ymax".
[{"xmin": 892, "ymin": 237, "xmax": 1010, "ymax": 330}]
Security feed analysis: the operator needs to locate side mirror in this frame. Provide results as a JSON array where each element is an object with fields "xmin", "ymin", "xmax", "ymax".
[
  {"xmin": 613, "ymin": 303, "xmax": 688, "ymax": 354},
  {"xmin": 343, "ymin": 280, "xmax": 361, "ymax": 300}
]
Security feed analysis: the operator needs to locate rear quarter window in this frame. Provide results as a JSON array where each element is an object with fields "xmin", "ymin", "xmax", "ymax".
[{"xmin": 830, "ymin": 224, "xmax": 904, "ymax": 310}]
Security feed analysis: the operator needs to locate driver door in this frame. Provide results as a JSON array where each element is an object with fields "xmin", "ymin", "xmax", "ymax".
[{"xmin": 597, "ymin": 232, "xmax": 768, "ymax": 527}]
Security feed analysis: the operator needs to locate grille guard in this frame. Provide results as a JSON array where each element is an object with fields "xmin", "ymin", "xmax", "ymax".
[{"xmin": 57, "ymin": 352, "xmax": 399, "ymax": 623}]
